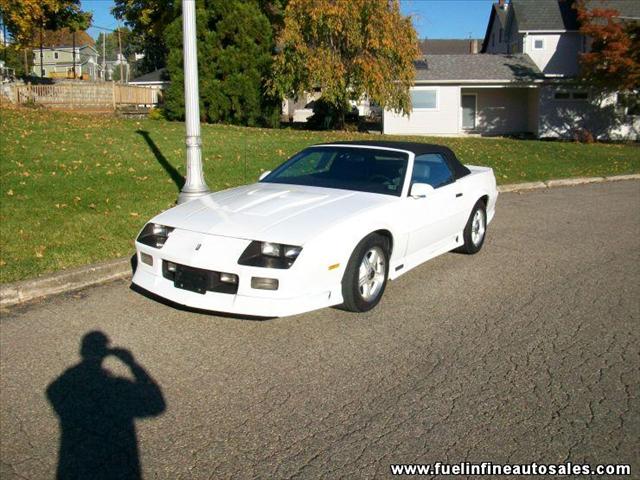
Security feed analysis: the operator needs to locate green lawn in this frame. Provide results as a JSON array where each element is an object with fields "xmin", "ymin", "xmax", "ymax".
[{"xmin": 1, "ymin": 107, "xmax": 638, "ymax": 284}]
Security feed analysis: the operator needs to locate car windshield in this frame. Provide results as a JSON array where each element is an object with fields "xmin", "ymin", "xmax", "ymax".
[{"xmin": 261, "ymin": 146, "xmax": 408, "ymax": 197}]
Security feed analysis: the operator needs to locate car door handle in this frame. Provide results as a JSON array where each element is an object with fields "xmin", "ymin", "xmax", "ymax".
[{"xmin": 456, "ymin": 193, "xmax": 463, "ymax": 198}]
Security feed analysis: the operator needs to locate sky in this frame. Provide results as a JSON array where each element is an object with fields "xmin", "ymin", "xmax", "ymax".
[{"xmin": 82, "ymin": 0, "xmax": 496, "ymax": 40}]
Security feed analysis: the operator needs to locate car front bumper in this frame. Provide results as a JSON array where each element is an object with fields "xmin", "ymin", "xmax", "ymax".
[{"xmin": 131, "ymin": 230, "xmax": 342, "ymax": 317}]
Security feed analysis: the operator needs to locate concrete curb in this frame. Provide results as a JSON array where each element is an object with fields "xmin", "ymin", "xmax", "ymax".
[
  {"xmin": 0, "ymin": 257, "xmax": 131, "ymax": 308},
  {"xmin": 1, "ymin": 174, "xmax": 638, "ymax": 309},
  {"xmin": 497, "ymin": 173, "xmax": 640, "ymax": 193}
]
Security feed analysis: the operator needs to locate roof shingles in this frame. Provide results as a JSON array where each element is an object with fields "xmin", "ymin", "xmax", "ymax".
[{"xmin": 414, "ymin": 54, "xmax": 543, "ymax": 82}]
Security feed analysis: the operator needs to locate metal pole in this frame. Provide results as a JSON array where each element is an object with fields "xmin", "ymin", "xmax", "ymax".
[{"xmin": 178, "ymin": 0, "xmax": 209, "ymax": 204}]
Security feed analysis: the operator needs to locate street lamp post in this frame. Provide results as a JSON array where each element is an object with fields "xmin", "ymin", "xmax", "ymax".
[{"xmin": 178, "ymin": 0, "xmax": 210, "ymax": 204}]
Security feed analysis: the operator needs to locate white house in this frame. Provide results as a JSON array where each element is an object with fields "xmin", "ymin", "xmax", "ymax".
[
  {"xmin": 384, "ymin": 0, "xmax": 639, "ymax": 140},
  {"xmin": 129, "ymin": 68, "xmax": 170, "ymax": 105},
  {"xmin": 384, "ymin": 54, "xmax": 542, "ymax": 137}
]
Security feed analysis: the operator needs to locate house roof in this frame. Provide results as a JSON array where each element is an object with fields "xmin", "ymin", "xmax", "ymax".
[
  {"xmin": 584, "ymin": 0, "xmax": 640, "ymax": 19},
  {"xmin": 481, "ymin": 1, "xmax": 510, "ymax": 52},
  {"xmin": 510, "ymin": 0, "xmax": 579, "ymax": 31},
  {"xmin": 414, "ymin": 54, "xmax": 543, "ymax": 83},
  {"xmin": 419, "ymin": 39, "xmax": 481, "ymax": 55},
  {"xmin": 130, "ymin": 68, "xmax": 169, "ymax": 84}
]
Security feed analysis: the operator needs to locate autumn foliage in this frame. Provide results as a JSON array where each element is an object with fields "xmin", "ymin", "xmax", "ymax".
[
  {"xmin": 271, "ymin": 0, "xmax": 420, "ymax": 125},
  {"xmin": 575, "ymin": 0, "xmax": 640, "ymax": 91},
  {"xmin": 0, "ymin": 0, "xmax": 91, "ymax": 46}
]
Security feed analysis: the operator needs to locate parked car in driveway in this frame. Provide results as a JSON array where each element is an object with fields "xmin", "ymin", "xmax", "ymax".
[{"xmin": 132, "ymin": 141, "xmax": 498, "ymax": 317}]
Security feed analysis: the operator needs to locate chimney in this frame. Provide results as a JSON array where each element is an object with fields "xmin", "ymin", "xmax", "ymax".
[{"xmin": 469, "ymin": 39, "xmax": 479, "ymax": 54}]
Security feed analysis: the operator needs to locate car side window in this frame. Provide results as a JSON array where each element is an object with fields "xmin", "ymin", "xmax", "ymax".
[{"xmin": 411, "ymin": 153, "xmax": 454, "ymax": 189}]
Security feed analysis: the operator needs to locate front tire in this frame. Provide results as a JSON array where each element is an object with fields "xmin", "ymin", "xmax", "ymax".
[
  {"xmin": 341, "ymin": 234, "xmax": 389, "ymax": 312},
  {"xmin": 457, "ymin": 200, "xmax": 487, "ymax": 254}
]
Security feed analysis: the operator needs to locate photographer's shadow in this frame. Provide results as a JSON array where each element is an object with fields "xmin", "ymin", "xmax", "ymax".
[{"xmin": 46, "ymin": 331, "xmax": 166, "ymax": 480}]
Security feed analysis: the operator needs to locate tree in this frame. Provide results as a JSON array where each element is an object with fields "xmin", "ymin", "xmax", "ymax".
[
  {"xmin": 163, "ymin": 0, "xmax": 280, "ymax": 127},
  {"xmin": 271, "ymin": 0, "xmax": 420, "ymax": 127},
  {"xmin": 0, "ymin": 43, "xmax": 27, "ymax": 77},
  {"xmin": 112, "ymin": 0, "xmax": 177, "ymax": 74},
  {"xmin": 575, "ymin": 0, "xmax": 640, "ymax": 91},
  {"xmin": 0, "ymin": 0, "xmax": 91, "ymax": 75}
]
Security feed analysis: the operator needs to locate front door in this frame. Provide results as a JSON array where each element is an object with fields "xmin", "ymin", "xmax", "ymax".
[{"xmin": 461, "ymin": 94, "xmax": 477, "ymax": 130}]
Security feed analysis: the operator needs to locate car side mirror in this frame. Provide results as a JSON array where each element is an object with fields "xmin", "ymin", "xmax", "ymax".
[
  {"xmin": 410, "ymin": 183, "xmax": 434, "ymax": 198},
  {"xmin": 258, "ymin": 170, "xmax": 271, "ymax": 181}
]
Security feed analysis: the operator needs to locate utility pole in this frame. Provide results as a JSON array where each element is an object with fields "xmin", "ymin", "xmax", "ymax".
[
  {"xmin": 102, "ymin": 32, "xmax": 106, "ymax": 81},
  {"xmin": 117, "ymin": 26, "xmax": 124, "ymax": 83},
  {"xmin": 72, "ymin": 30, "xmax": 76, "ymax": 79},
  {"xmin": 39, "ymin": 26, "xmax": 44, "ymax": 77},
  {"xmin": 177, "ymin": 0, "xmax": 209, "ymax": 204}
]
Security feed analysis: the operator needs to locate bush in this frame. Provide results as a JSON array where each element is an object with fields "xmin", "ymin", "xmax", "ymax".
[
  {"xmin": 147, "ymin": 108, "xmax": 165, "ymax": 121},
  {"xmin": 574, "ymin": 128, "xmax": 595, "ymax": 144},
  {"xmin": 307, "ymin": 98, "xmax": 359, "ymax": 130}
]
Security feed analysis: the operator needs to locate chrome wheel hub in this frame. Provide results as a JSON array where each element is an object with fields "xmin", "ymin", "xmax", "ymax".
[
  {"xmin": 471, "ymin": 209, "xmax": 486, "ymax": 246},
  {"xmin": 358, "ymin": 247, "xmax": 386, "ymax": 302}
]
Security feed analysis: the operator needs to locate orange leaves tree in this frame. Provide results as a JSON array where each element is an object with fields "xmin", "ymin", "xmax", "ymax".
[
  {"xmin": 575, "ymin": 0, "xmax": 639, "ymax": 92},
  {"xmin": 0, "ymin": 0, "xmax": 91, "ymax": 46},
  {"xmin": 271, "ymin": 0, "xmax": 420, "ymax": 127},
  {"xmin": 0, "ymin": 0, "xmax": 91, "ymax": 73}
]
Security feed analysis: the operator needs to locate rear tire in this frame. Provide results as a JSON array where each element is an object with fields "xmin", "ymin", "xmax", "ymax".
[
  {"xmin": 457, "ymin": 200, "xmax": 487, "ymax": 255},
  {"xmin": 341, "ymin": 234, "xmax": 389, "ymax": 312}
]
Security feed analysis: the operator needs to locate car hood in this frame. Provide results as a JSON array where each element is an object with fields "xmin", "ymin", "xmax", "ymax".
[{"xmin": 152, "ymin": 183, "xmax": 395, "ymax": 245}]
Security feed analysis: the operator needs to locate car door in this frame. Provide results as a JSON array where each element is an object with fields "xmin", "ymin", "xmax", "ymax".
[{"xmin": 404, "ymin": 153, "xmax": 466, "ymax": 257}]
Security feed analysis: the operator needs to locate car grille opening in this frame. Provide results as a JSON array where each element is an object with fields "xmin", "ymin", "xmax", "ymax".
[{"xmin": 162, "ymin": 261, "xmax": 239, "ymax": 295}]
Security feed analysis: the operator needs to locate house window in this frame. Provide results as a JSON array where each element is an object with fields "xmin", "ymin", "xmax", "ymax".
[
  {"xmin": 54, "ymin": 52, "xmax": 59, "ymax": 59},
  {"xmin": 554, "ymin": 91, "xmax": 589, "ymax": 101},
  {"xmin": 411, "ymin": 89, "xmax": 438, "ymax": 110},
  {"xmin": 534, "ymin": 39, "xmax": 544, "ymax": 49}
]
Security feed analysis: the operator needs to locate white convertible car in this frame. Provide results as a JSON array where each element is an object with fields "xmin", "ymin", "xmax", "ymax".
[{"xmin": 132, "ymin": 141, "xmax": 498, "ymax": 317}]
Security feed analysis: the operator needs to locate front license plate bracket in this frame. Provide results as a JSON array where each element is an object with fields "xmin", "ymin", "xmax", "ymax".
[{"xmin": 174, "ymin": 267, "xmax": 208, "ymax": 294}]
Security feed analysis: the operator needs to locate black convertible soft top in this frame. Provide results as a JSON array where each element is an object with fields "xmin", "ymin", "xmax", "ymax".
[{"xmin": 321, "ymin": 141, "xmax": 471, "ymax": 180}]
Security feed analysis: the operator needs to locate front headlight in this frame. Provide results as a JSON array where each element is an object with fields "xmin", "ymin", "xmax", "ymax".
[
  {"xmin": 137, "ymin": 223, "xmax": 175, "ymax": 248},
  {"xmin": 239, "ymin": 241, "xmax": 302, "ymax": 269}
]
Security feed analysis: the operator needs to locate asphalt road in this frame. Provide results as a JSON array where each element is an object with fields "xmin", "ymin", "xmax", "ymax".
[{"xmin": 1, "ymin": 181, "xmax": 639, "ymax": 479}]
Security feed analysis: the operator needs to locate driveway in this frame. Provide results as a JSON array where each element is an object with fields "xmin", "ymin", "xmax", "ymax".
[{"xmin": 1, "ymin": 181, "xmax": 639, "ymax": 479}]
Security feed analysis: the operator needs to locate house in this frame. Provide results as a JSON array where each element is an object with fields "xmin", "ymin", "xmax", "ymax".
[
  {"xmin": 129, "ymin": 68, "xmax": 170, "ymax": 104},
  {"xmin": 32, "ymin": 29, "xmax": 101, "ymax": 81},
  {"xmin": 104, "ymin": 53, "xmax": 131, "ymax": 82},
  {"xmin": 384, "ymin": 54, "xmax": 543, "ymax": 136},
  {"xmin": 384, "ymin": 0, "xmax": 639, "ymax": 140}
]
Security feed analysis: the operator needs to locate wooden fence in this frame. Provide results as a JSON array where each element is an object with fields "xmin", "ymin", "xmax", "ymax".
[{"xmin": 14, "ymin": 82, "xmax": 159, "ymax": 110}]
